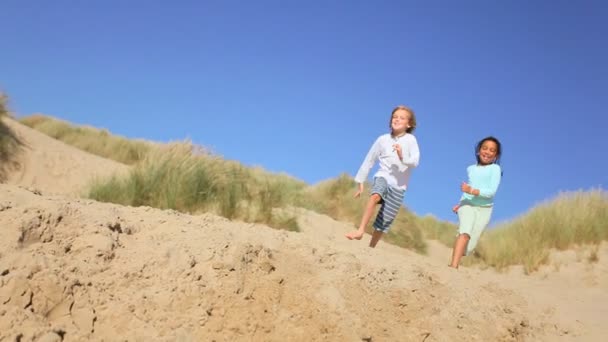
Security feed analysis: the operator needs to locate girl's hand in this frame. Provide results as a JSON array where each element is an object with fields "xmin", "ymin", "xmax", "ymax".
[
  {"xmin": 393, "ymin": 144, "xmax": 403, "ymax": 161},
  {"xmin": 452, "ymin": 204, "xmax": 460, "ymax": 213},
  {"xmin": 461, "ymin": 182, "xmax": 472, "ymax": 194},
  {"xmin": 354, "ymin": 183, "xmax": 364, "ymax": 198}
]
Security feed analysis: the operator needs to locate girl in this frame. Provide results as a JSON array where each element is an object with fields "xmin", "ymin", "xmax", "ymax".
[
  {"xmin": 449, "ymin": 136, "xmax": 502, "ymax": 268},
  {"xmin": 345, "ymin": 105, "xmax": 420, "ymax": 248}
]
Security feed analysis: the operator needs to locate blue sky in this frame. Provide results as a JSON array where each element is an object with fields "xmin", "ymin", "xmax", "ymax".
[{"xmin": 1, "ymin": 1, "xmax": 606, "ymax": 225}]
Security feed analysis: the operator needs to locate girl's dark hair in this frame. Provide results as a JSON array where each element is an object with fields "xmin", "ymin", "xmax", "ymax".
[{"xmin": 475, "ymin": 136, "xmax": 502, "ymax": 165}]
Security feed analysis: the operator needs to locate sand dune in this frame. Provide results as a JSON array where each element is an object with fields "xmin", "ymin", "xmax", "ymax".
[
  {"xmin": 0, "ymin": 118, "xmax": 606, "ymax": 341},
  {"xmin": 2, "ymin": 117, "xmax": 128, "ymax": 196}
]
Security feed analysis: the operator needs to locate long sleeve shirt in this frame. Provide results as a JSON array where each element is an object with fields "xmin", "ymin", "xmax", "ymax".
[
  {"xmin": 460, "ymin": 163, "xmax": 502, "ymax": 207},
  {"xmin": 354, "ymin": 133, "xmax": 420, "ymax": 190}
]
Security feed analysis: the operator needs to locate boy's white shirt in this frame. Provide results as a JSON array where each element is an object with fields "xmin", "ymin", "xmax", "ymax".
[{"xmin": 354, "ymin": 133, "xmax": 420, "ymax": 190}]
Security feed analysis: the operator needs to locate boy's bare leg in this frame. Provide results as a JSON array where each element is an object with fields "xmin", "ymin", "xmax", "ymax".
[
  {"xmin": 449, "ymin": 234, "xmax": 470, "ymax": 268},
  {"xmin": 346, "ymin": 194, "xmax": 382, "ymax": 240},
  {"xmin": 369, "ymin": 230, "xmax": 384, "ymax": 248}
]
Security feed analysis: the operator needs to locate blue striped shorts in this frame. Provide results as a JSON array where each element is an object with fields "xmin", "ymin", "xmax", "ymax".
[{"xmin": 371, "ymin": 177, "xmax": 405, "ymax": 233}]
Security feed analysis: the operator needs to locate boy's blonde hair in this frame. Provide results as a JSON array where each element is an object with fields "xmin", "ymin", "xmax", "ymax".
[{"xmin": 390, "ymin": 105, "xmax": 416, "ymax": 133}]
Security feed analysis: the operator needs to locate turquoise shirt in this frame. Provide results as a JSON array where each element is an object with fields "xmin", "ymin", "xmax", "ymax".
[{"xmin": 460, "ymin": 163, "xmax": 502, "ymax": 207}]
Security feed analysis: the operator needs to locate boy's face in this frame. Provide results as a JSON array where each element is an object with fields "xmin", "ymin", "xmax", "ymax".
[{"xmin": 391, "ymin": 109, "xmax": 410, "ymax": 134}]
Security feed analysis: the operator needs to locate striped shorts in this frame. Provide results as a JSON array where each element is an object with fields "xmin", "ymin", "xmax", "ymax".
[{"xmin": 371, "ymin": 177, "xmax": 405, "ymax": 233}]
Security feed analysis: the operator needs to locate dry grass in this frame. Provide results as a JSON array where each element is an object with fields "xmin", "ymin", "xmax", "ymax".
[
  {"xmin": 88, "ymin": 142, "xmax": 305, "ymax": 232},
  {"xmin": 468, "ymin": 190, "xmax": 608, "ymax": 273},
  {"xmin": 417, "ymin": 214, "xmax": 458, "ymax": 248},
  {"xmin": 19, "ymin": 114, "xmax": 153, "ymax": 165},
  {"xmin": 0, "ymin": 92, "xmax": 8, "ymax": 118},
  {"xmin": 0, "ymin": 93, "xmax": 23, "ymax": 182}
]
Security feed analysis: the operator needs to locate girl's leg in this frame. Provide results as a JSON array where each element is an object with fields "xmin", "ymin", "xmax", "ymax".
[
  {"xmin": 449, "ymin": 234, "xmax": 470, "ymax": 268},
  {"xmin": 465, "ymin": 207, "xmax": 493, "ymax": 256},
  {"xmin": 449, "ymin": 205, "xmax": 475, "ymax": 268},
  {"xmin": 346, "ymin": 193, "xmax": 382, "ymax": 240}
]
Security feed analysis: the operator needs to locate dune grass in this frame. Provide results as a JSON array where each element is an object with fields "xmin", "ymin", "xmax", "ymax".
[
  {"xmin": 0, "ymin": 93, "xmax": 8, "ymax": 118},
  {"xmin": 466, "ymin": 190, "xmax": 608, "ymax": 273},
  {"xmin": 417, "ymin": 214, "xmax": 458, "ymax": 247},
  {"xmin": 19, "ymin": 114, "xmax": 153, "ymax": 165},
  {"xmin": 0, "ymin": 93, "xmax": 23, "ymax": 182},
  {"xmin": 88, "ymin": 142, "xmax": 305, "ymax": 232}
]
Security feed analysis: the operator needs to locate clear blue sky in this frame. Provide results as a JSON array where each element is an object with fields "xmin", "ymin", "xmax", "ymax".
[{"xmin": 1, "ymin": 1, "xmax": 606, "ymax": 225}]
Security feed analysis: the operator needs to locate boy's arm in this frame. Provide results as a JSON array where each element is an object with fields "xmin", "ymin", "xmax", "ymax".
[
  {"xmin": 397, "ymin": 136, "xmax": 420, "ymax": 171},
  {"xmin": 354, "ymin": 182, "xmax": 365, "ymax": 197},
  {"xmin": 354, "ymin": 138, "xmax": 380, "ymax": 184}
]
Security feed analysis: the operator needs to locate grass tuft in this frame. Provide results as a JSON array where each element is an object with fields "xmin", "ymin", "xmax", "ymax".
[
  {"xmin": 0, "ymin": 92, "xmax": 23, "ymax": 181},
  {"xmin": 468, "ymin": 190, "xmax": 608, "ymax": 273}
]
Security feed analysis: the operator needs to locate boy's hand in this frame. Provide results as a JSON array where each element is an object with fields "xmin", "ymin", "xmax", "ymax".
[
  {"xmin": 452, "ymin": 204, "xmax": 460, "ymax": 213},
  {"xmin": 393, "ymin": 144, "xmax": 403, "ymax": 161},
  {"xmin": 354, "ymin": 183, "xmax": 364, "ymax": 198},
  {"xmin": 461, "ymin": 182, "xmax": 472, "ymax": 194}
]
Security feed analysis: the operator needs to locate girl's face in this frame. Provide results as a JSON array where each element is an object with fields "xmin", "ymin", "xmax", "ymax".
[
  {"xmin": 478, "ymin": 140, "xmax": 498, "ymax": 165},
  {"xmin": 391, "ymin": 109, "xmax": 410, "ymax": 134}
]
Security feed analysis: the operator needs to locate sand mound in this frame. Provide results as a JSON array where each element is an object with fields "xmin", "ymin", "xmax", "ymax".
[
  {"xmin": 2, "ymin": 117, "xmax": 129, "ymax": 196},
  {"xmin": 0, "ymin": 184, "xmax": 571, "ymax": 341},
  {"xmin": 425, "ymin": 238, "xmax": 608, "ymax": 341}
]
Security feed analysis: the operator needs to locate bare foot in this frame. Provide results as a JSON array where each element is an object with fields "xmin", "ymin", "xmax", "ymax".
[
  {"xmin": 448, "ymin": 264, "xmax": 459, "ymax": 269},
  {"xmin": 345, "ymin": 230, "xmax": 364, "ymax": 240}
]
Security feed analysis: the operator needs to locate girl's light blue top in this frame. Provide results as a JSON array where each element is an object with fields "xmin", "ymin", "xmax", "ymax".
[{"xmin": 460, "ymin": 163, "xmax": 502, "ymax": 207}]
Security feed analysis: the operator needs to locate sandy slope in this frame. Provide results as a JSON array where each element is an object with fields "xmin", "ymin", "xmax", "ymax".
[
  {"xmin": 2, "ymin": 117, "xmax": 129, "ymax": 196},
  {"xmin": 0, "ymin": 185, "xmax": 545, "ymax": 341},
  {"xmin": 425, "ymin": 240, "xmax": 608, "ymax": 342},
  {"xmin": 0, "ymin": 118, "xmax": 606, "ymax": 341}
]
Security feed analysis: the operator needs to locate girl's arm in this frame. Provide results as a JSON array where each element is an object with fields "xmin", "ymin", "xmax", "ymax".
[
  {"xmin": 397, "ymin": 136, "xmax": 420, "ymax": 171},
  {"xmin": 354, "ymin": 138, "xmax": 381, "ymax": 184},
  {"xmin": 470, "ymin": 165, "xmax": 502, "ymax": 198}
]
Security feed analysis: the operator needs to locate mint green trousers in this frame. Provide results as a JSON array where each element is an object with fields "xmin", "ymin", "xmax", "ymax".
[{"xmin": 457, "ymin": 204, "xmax": 493, "ymax": 256}]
